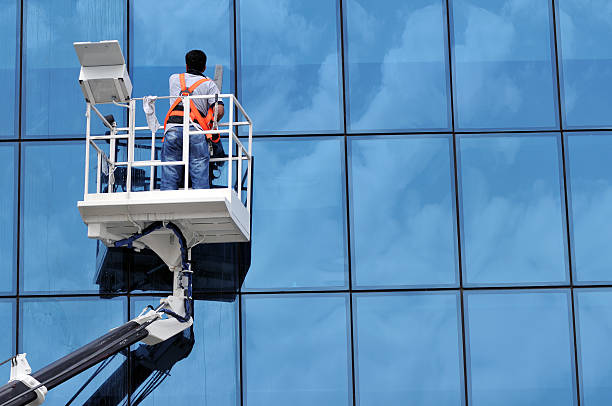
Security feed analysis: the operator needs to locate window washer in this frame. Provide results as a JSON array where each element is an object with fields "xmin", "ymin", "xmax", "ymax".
[{"xmin": 161, "ymin": 49, "xmax": 224, "ymax": 190}]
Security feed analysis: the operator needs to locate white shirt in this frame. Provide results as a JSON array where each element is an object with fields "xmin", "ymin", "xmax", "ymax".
[{"xmin": 165, "ymin": 72, "xmax": 221, "ymax": 133}]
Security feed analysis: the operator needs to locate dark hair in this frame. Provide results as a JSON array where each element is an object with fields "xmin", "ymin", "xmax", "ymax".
[{"xmin": 185, "ymin": 50, "xmax": 207, "ymax": 72}]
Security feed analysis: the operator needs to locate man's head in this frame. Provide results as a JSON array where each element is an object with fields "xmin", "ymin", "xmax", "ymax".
[{"xmin": 185, "ymin": 50, "xmax": 207, "ymax": 73}]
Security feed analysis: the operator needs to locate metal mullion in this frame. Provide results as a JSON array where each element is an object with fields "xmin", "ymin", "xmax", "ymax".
[{"xmin": 15, "ymin": 0, "xmax": 24, "ymax": 358}]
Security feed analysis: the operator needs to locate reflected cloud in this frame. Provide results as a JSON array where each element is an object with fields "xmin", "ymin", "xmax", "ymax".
[{"xmin": 459, "ymin": 135, "xmax": 567, "ymax": 285}]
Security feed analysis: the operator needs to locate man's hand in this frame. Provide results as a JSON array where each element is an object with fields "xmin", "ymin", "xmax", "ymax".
[{"xmin": 215, "ymin": 104, "xmax": 224, "ymax": 121}]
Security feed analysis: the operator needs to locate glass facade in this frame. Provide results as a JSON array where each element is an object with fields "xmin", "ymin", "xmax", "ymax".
[{"xmin": 2, "ymin": 0, "xmax": 612, "ymax": 404}]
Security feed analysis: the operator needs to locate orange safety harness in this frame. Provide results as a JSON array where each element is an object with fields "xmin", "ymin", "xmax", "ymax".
[{"xmin": 163, "ymin": 73, "xmax": 220, "ymax": 143}]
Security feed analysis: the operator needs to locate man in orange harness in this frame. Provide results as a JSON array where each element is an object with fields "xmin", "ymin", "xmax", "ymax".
[{"xmin": 161, "ymin": 49, "xmax": 224, "ymax": 190}]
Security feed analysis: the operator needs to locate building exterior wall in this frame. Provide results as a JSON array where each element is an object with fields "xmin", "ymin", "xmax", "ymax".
[{"xmin": 1, "ymin": 0, "xmax": 612, "ymax": 404}]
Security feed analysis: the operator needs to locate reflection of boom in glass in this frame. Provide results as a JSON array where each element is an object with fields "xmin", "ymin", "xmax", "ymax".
[{"xmin": 0, "ymin": 40, "xmax": 253, "ymax": 406}]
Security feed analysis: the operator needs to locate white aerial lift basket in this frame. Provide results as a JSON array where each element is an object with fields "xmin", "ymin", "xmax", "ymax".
[{"xmin": 77, "ymin": 93, "xmax": 253, "ymax": 250}]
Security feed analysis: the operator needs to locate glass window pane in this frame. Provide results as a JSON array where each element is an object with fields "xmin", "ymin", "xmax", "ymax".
[
  {"xmin": 0, "ymin": 0, "xmax": 18, "ymax": 138},
  {"xmin": 465, "ymin": 290, "xmax": 576, "ymax": 405},
  {"xmin": 353, "ymin": 292, "xmax": 463, "ymax": 404},
  {"xmin": 0, "ymin": 300, "xmax": 15, "ymax": 359},
  {"xmin": 23, "ymin": 0, "xmax": 125, "ymax": 138},
  {"xmin": 243, "ymin": 137, "xmax": 347, "ymax": 290},
  {"xmin": 458, "ymin": 134, "xmax": 568, "ymax": 286},
  {"xmin": 239, "ymin": 0, "xmax": 342, "ymax": 134},
  {"xmin": 344, "ymin": 0, "xmax": 450, "ymax": 132},
  {"xmin": 567, "ymin": 133, "xmax": 612, "ymax": 283},
  {"xmin": 131, "ymin": 0, "xmax": 233, "ymax": 127},
  {"xmin": 451, "ymin": 0, "xmax": 558, "ymax": 130},
  {"xmin": 130, "ymin": 297, "xmax": 239, "ymax": 405},
  {"xmin": 557, "ymin": 0, "xmax": 612, "ymax": 128},
  {"xmin": 0, "ymin": 144, "xmax": 17, "ymax": 294},
  {"xmin": 575, "ymin": 289, "xmax": 612, "ymax": 405},
  {"xmin": 349, "ymin": 135, "xmax": 457, "ymax": 288},
  {"xmin": 243, "ymin": 294, "xmax": 351, "ymax": 405},
  {"xmin": 20, "ymin": 297, "xmax": 127, "ymax": 405},
  {"xmin": 20, "ymin": 142, "xmax": 123, "ymax": 294}
]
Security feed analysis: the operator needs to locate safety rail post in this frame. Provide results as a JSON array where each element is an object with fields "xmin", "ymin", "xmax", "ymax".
[
  {"xmin": 126, "ymin": 99, "xmax": 136, "ymax": 194},
  {"xmin": 109, "ymin": 123, "xmax": 116, "ymax": 193},
  {"xmin": 183, "ymin": 95, "xmax": 190, "ymax": 190},
  {"xmin": 96, "ymin": 153, "xmax": 102, "ymax": 193},
  {"xmin": 247, "ymin": 114, "xmax": 253, "ymax": 212},
  {"xmin": 150, "ymin": 100, "xmax": 156, "ymax": 191},
  {"xmin": 84, "ymin": 103, "xmax": 91, "ymax": 198},
  {"xmin": 228, "ymin": 96, "xmax": 234, "ymax": 194}
]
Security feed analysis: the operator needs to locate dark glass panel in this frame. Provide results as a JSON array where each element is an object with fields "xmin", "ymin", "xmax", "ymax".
[
  {"xmin": 458, "ymin": 134, "xmax": 568, "ymax": 286},
  {"xmin": 465, "ymin": 290, "xmax": 576, "ymax": 405},
  {"xmin": 0, "ymin": 0, "xmax": 18, "ymax": 138},
  {"xmin": 349, "ymin": 135, "xmax": 457, "ymax": 288},
  {"xmin": 344, "ymin": 0, "xmax": 450, "ymax": 132},
  {"xmin": 243, "ymin": 137, "xmax": 348, "ymax": 290},
  {"xmin": 129, "ymin": 297, "xmax": 239, "ymax": 405},
  {"xmin": 353, "ymin": 292, "xmax": 463, "ymax": 404},
  {"xmin": 239, "ymin": 0, "xmax": 342, "ymax": 134},
  {"xmin": 575, "ymin": 289, "xmax": 612, "ymax": 405},
  {"xmin": 0, "ymin": 144, "xmax": 17, "ymax": 294},
  {"xmin": 23, "ymin": 0, "xmax": 125, "ymax": 138},
  {"xmin": 20, "ymin": 142, "xmax": 124, "ymax": 293},
  {"xmin": 242, "ymin": 294, "xmax": 351, "ymax": 405},
  {"xmin": 451, "ymin": 0, "xmax": 558, "ymax": 130},
  {"xmin": 557, "ymin": 0, "xmax": 612, "ymax": 128},
  {"xmin": 566, "ymin": 133, "xmax": 612, "ymax": 283},
  {"xmin": 20, "ymin": 297, "xmax": 127, "ymax": 404}
]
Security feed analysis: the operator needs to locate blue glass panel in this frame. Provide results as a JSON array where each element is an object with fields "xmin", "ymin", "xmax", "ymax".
[
  {"xmin": 20, "ymin": 142, "xmax": 120, "ymax": 294},
  {"xmin": 575, "ymin": 289, "xmax": 612, "ymax": 404},
  {"xmin": 458, "ymin": 134, "xmax": 568, "ymax": 286},
  {"xmin": 20, "ymin": 297, "xmax": 127, "ymax": 404},
  {"xmin": 557, "ymin": 0, "xmax": 612, "ymax": 128},
  {"xmin": 130, "ymin": 297, "xmax": 239, "ymax": 405},
  {"xmin": 465, "ymin": 290, "xmax": 576, "ymax": 405},
  {"xmin": 344, "ymin": 0, "xmax": 450, "ymax": 132},
  {"xmin": 349, "ymin": 135, "xmax": 457, "ymax": 288},
  {"xmin": 567, "ymin": 133, "xmax": 612, "ymax": 283},
  {"xmin": 243, "ymin": 294, "xmax": 351, "ymax": 405},
  {"xmin": 0, "ymin": 144, "xmax": 17, "ymax": 294},
  {"xmin": 450, "ymin": 0, "xmax": 558, "ymax": 130},
  {"xmin": 23, "ymin": 0, "xmax": 125, "ymax": 138},
  {"xmin": 0, "ymin": 0, "xmax": 18, "ymax": 138},
  {"xmin": 131, "ymin": 0, "xmax": 233, "ymax": 127},
  {"xmin": 239, "ymin": 0, "xmax": 342, "ymax": 134},
  {"xmin": 353, "ymin": 292, "xmax": 463, "ymax": 404},
  {"xmin": 0, "ymin": 300, "xmax": 15, "ymax": 359},
  {"xmin": 243, "ymin": 137, "xmax": 347, "ymax": 290}
]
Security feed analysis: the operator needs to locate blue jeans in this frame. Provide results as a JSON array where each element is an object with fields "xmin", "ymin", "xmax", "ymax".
[{"xmin": 161, "ymin": 126, "xmax": 210, "ymax": 190}]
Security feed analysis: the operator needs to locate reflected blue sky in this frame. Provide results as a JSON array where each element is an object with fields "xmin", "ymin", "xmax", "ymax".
[
  {"xmin": 20, "ymin": 297, "xmax": 127, "ymax": 404},
  {"xmin": 130, "ymin": 297, "xmax": 239, "ymax": 405},
  {"xmin": 242, "ymin": 294, "xmax": 351, "ymax": 405},
  {"xmin": 557, "ymin": 0, "xmax": 612, "ymax": 128},
  {"xmin": 451, "ymin": 0, "xmax": 558, "ymax": 130},
  {"xmin": 349, "ymin": 135, "xmax": 457, "ymax": 288},
  {"xmin": 466, "ymin": 290, "xmax": 576, "ymax": 405},
  {"xmin": 575, "ymin": 289, "xmax": 612, "ymax": 405},
  {"xmin": 354, "ymin": 292, "xmax": 463, "ymax": 404},
  {"xmin": 344, "ymin": 0, "xmax": 450, "ymax": 132},
  {"xmin": 566, "ymin": 133, "xmax": 612, "ymax": 283},
  {"xmin": 20, "ymin": 142, "xmax": 103, "ymax": 294},
  {"xmin": 0, "ymin": 0, "xmax": 17, "ymax": 138},
  {"xmin": 23, "ymin": 0, "xmax": 125, "ymax": 138},
  {"xmin": 239, "ymin": 0, "xmax": 342, "ymax": 134},
  {"xmin": 131, "ymin": 0, "xmax": 233, "ymax": 125},
  {"xmin": 458, "ymin": 134, "xmax": 568, "ymax": 286},
  {"xmin": 0, "ymin": 145, "xmax": 17, "ymax": 294},
  {"xmin": 243, "ymin": 137, "xmax": 347, "ymax": 290},
  {"xmin": 0, "ymin": 300, "xmax": 15, "ymax": 361}
]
